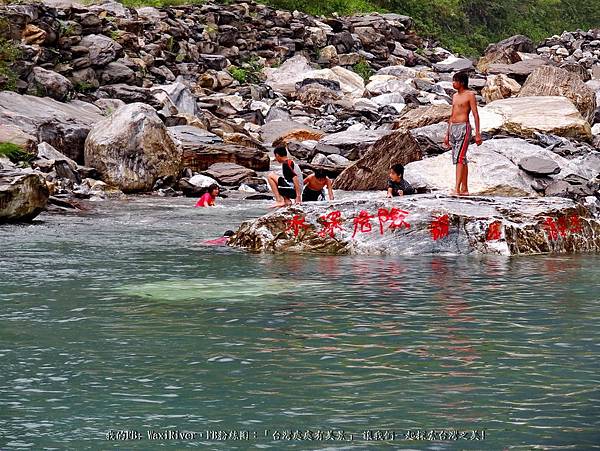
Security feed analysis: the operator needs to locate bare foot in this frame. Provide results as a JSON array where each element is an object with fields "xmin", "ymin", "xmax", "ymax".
[
  {"xmin": 458, "ymin": 191, "xmax": 470, "ymax": 196},
  {"xmin": 450, "ymin": 189, "xmax": 459, "ymax": 196},
  {"xmin": 270, "ymin": 200, "xmax": 286, "ymax": 209}
]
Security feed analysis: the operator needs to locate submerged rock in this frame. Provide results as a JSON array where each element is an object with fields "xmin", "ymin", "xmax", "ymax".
[
  {"xmin": 230, "ymin": 195, "xmax": 600, "ymax": 256},
  {"xmin": 0, "ymin": 170, "xmax": 49, "ymax": 222}
]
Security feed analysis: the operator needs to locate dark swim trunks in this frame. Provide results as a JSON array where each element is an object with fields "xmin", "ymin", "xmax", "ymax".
[
  {"xmin": 277, "ymin": 177, "xmax": 296, "ymax": 199},
  {"xmin": 302, "ymin": 186, "xmax": 324, "ymax": 202}
]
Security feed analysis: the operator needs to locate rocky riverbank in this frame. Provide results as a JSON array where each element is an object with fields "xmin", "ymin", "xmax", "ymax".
[{"xmin": 0, "ymin": 0, "xmax": 599, "ymax": 226}]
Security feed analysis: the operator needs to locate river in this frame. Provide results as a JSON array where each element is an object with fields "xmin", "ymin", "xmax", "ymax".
[{"xmin": 1, "ymin": 196, "xmax": 599, "ymax": 450}]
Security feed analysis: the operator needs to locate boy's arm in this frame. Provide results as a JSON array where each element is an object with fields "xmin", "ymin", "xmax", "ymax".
[
  {"xmin": 387, "ymin": 187, "xmax": 393, "ymax": 198},
  {"xmin": 326, "ymin": 178, "xmax": 334, "ymax": 200},
  {"xmin": 470, "ymin": 92, "xmax": 482, "ymax": 145},
  {"xmin": 293, "ymin": 176, "xmax": 302, "ymax": 204},
  {"xmin": 445, "ymin": 96, "xmax": 454, "ymax": 148}
]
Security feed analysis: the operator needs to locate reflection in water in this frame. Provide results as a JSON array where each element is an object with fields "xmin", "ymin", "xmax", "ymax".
[{"xmin": 1, "ymin": 197, "xmax": 599, "ymax": 449}]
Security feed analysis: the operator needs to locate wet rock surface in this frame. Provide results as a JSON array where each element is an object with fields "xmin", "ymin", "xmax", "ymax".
[{"xmin": 230, "ymin": 195, "xmax": 600, "ymax": 256}]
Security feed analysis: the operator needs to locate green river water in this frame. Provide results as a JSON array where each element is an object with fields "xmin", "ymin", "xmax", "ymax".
[{"xmin": 1, "ymin": 196, "xmax": 599, "ymax": 450}]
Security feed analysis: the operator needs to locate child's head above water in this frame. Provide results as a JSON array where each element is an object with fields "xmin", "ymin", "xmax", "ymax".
[
  {"xmin": 389, "ymin": 163, "xmax": 404, "ymax": 182},
  {"xmin": 208, "ymin": 183, "xmax": 220, "ymax": 197},
  {"xmin": 452, "ymin": 71, "xmax": 469, "ymax": 90},
  {"xmin": 314, "ymin": 168, "xmax": 327, "ymax": 180},
  {"xmin": 273, "ymin": 146, "xmax": 288, "ymax": 162}
]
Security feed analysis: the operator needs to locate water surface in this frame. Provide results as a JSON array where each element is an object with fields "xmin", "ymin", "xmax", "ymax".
[{"xmin": 1, "ymin": 196, "xmax": 599, "ymax": 450}]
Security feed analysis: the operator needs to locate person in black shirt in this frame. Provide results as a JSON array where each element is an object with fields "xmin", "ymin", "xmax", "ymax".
[
  {"xmin": 387, "ymin": 163, "xmax": 415, "ymax": 197},
  {"xmin": 267, "ymin": 146, "xmax": 303, "ymax": 207}
]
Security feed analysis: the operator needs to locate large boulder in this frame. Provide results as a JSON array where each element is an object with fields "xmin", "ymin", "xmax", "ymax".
[
  {"xmin": 393, "ymin": 104, "xmax": 451, "ymax": 130},
  {"xmin": 84, "ymin": 103, "xmax": 182, "ymax": 192},
  {"xmin": 318, "ymin": 129, "xmax": 391, "ymax": 160},
  {"xmin": 518, "ymin": 66, "xmax": 597, "ymax": 123},
  {"xmin": 230, "ymin": 195, "xmax": 600, "ymax": 256},
  {"xmin": 0, "ymin": 92, "xmax": 104, "ymax": 163},
  {"xmin": 260, "ymin": 120, "xmax": 323, "ymax": 146},
  {"xmin": 264, "ymin": 55, "xmax": 365, "ymax": 98},
  {"xmin": 333, "ymin": 130, "xmax": 422, "ymax": 190},
  {"xmin": 405, "ymin": 137, "xmax": 592, "ymax": 196},
  {"xmin": 477, "ymin": 35, "xmax": 535, "ymax": 73},
  {"xmin": 486, "ymin": 58, "xmax": 547, "ymax": 83},
  {"xmin": 482, "ymin": 74, "xmax": 521, "ymax": 103},
  {"xmin": 483, "ymin": 96, "xmax": 592, "ymax": 141},
  {"xmin": 168, "ymin": 125, "xmax": 269, "ymax": 172},
  {"xmin": 0, "ymin": 170, "xmax": 49, "ymax": 222},
  {"xmin": 202, "ymin": 163, "xmax": 256, "ymax": 186}
]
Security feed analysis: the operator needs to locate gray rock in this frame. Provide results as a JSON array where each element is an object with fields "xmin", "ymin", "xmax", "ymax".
[
  {"xmin": 152, "ymin": 81, "xmax": 198, "ymax": 116},
  {"xmin": 80, "ymin": 34, "xmax": 122, "ymax": 66},
  {"xmin": 518, "ymin": 156, "xmax": 561, "ymax": 176},
  {"xmin": 202, "ymin": 162, "xmax": 256, "ymax": 186},
  {"xmin": 84, "ymin": 103, "xmax": 182, "ymax": 192},
  {"xmin": 0, "ymin": 169, "xmax": 49, "ymax": 223},
  {"xmin": 0, "ymin": 92, "xmax": 104, "ymax": 163},
  {"xmin": 29, "ymin": 67, "xmax": 73, "ymax": 101},
  {"xmin": 168, "ymin": 125, "xmax": 222, "ymax": 147},
  {"xmin": 319, "ymin": 129, "xmax": 391, "ymax": 160},
  {"xmin": 94, "ymin": 98, "xmax": 126, "ymax": 116},
  {"xmin": 433, "ymin": 56, "xmax": 474, "ymax": 73},
  {"xmin": 98, "ymin": 62, "xmax": 135, "ymax": 85},
  {"xmin": 333, "ymin": 130, "xmax": 422, "ymax": 190},
  {"xmin": 230, "ymin": 195, "xmax": 600, "ymax": 256}
]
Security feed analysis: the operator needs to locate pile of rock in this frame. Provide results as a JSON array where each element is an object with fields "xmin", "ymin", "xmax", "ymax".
[{"xmin": 1, "ymin": 0, "xmax": 600, "ymax": 223}]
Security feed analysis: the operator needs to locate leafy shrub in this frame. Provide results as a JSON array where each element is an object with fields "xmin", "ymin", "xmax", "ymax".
[
  {"xmin": 0, "ymin": 37, "xmax": 21, "ymax": 91},
  {"xmin": 352, "ymin": 59, "xmax": 373, "ymax": 81},
  {"xmin": 0, "ymin": 142, "xmax": 35, "ymax": 165}
]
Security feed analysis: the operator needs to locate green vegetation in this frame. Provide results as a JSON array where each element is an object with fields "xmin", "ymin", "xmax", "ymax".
[
  {"xmin": 0, "ymin": 37, "xmax": 20, "ymax": 91},
  {"xmin": 117, "ymin": 0, "xmax": 205, "ymax": 6},
  {"xmin": 0, "ymin": 142, "xmax": 35, "ymax": 165},
  {"xmin": 263, "ymin": 0, "xmax": 600, "ymax": 55},
  {"xmin": 228, "ymin": 57, "xmax": 264, "ymax": 84},
  {"xmin": 74, "ymin": 81, "xmax": 97, "ymax": 93},
  {"xmin": 352, "ymin": 58, "xmax": 374, "ymax": 81},
  {"xmin": 107, "ymin": 1, "xmax": 598, "ymax": 55}
]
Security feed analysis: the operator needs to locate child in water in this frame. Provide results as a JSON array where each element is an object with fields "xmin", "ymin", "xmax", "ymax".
[
  {"xmin": 202, "ymin": 230, "xmax": 234, "ymax": 246},
  {"xmin": 195, "ymin": 184, "xmax": 219, "ymax": 207},
  {"xmin": 302, "ymin": 169, "xmax": 334, "ymax": 202},
  {"xmin": 387, "ymin": 163, "xmax": 415, "ymax": 197}
]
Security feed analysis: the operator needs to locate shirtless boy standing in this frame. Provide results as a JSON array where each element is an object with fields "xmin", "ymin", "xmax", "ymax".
[{"xmin": 444, "ymin": 71, "xmax": 482, "ymax": 195}]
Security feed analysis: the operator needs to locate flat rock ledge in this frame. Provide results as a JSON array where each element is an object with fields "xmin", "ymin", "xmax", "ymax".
[{"xmin": 230, "ymin": 195, "xmax": 600, "ymax": 256}]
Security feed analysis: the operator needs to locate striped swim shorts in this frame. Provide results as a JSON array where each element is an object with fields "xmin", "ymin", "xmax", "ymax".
[{"xmin": 450, "ymin": 122, "xmax": 471, "ymax": 165}]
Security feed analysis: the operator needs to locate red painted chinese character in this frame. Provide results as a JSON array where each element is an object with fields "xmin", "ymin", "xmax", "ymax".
[
  {"xmin": 486, "ymin": 221, "xmax": 502, "ymax": 241},
  {"xmin": 568, "ymin": 214, "xmax": 582, "ymax": 233},
  {"xmin": 543, "ymin": 217, "xmax": 559, "ymax": 241},
  {"xmin": 319, "ymin": 210, "xmax": 343, "ymax": 238},
  {"xmin": 429, "ymin": 214, "xmax": 449, "ymax": 241},
  {"xmin": 377, "ymin": 207, "xmax": 411, "ymax": 235},
  {"xmin": 285, "ymin": 215, "xmax": 309, "ymax": 237},
  {"xmin": 556, "ymin": 216, "xmax": 569, "ymax": 238},
  {"xmin": 352, "ymin": 210, "xmax": 374, "ymax": 238}
]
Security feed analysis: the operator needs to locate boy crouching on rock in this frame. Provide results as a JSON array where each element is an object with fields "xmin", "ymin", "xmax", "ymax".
[{"xmin": 387, "ymin": 163, "xmax": 415, "ymax": 198}]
